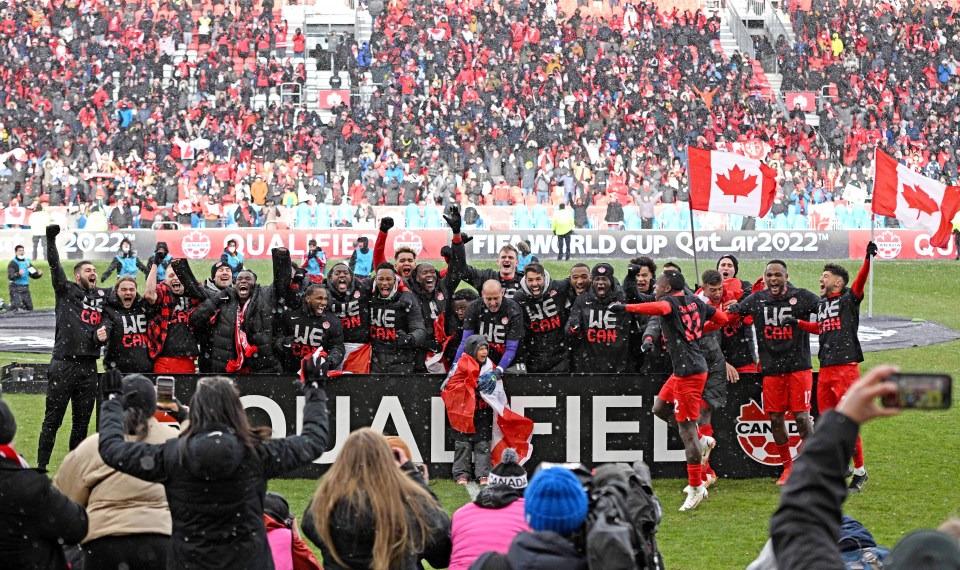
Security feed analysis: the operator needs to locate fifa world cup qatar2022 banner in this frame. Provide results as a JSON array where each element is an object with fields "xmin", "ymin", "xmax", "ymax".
[
  {"xmin": 158, "ymin": 372, "xmax": 820, "ymax": 480},
  {"xmin": 7, "ymin": 228, "xmax": 953, "ymax": 261}
]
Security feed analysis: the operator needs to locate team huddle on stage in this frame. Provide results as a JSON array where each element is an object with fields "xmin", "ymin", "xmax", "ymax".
[{"xmin": 39, "ymin": 207, "xmax": 879, "ymax": 511}]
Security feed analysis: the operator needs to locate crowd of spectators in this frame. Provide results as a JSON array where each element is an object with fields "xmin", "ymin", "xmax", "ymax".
[{"xmin": 0, "ymin": 0, "xmax": 953, "ymax": 232}]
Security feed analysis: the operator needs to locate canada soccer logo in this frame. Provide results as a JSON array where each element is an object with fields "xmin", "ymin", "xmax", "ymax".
[
  {"xmin": 181, "ymin": 231, "xmax": 211, "ymax": 259},
  {"xmin": 874, "ymin": 230, "xmax": 902, "ymax": 259},
  {"xmin": 393, "ymin": 231, "xmax": 424, "ymax": 255},
  {"xmin": 736, "ymin": 399, "xmax": 802, "ymax": 465}
]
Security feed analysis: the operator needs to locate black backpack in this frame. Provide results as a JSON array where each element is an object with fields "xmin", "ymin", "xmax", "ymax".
[{"xmin": 584, "ymin": 461, "xmax": 664, "ymax": 570}]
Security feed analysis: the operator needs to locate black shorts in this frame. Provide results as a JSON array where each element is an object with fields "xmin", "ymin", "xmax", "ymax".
[{"xmin": 701, "ymin": 369, "xmax": 727, "ymax": 410}]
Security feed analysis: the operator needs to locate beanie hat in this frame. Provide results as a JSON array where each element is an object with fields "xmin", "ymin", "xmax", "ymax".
[
  {"xmin": 122, "ymin": 374, "xmax": 157, "ymax": 415},
  {"xmin": 0, "ymin": 399, "xmax": 16, "ymax": 445},
  {"xmin": 888, "ymin": 530, "xmax": 960, "ymax": 570},
  {"xmin": 211, "ymin": 260, "xmax": 230, "ymax": 280},
  {"xmin": 524, "ymin": 467, "xmax": 588, "ymax": 535},
  {"xmin": 717, "ymin": 254, "xmax": 739, "ymax": 276},
  {"xmin": 264, "ymin": 492, "xmax": 292, "ymax": 526},
  {"xmin": 591, "ymin": 263, "xmax": 614, "ymax": 279},
  {"xmin": 463, "ymin": 334, "xmax": 489, "ymax": 360},
  {"xmin": 488, "ymin": 448, "xmax": 528, "ymax": 491}
]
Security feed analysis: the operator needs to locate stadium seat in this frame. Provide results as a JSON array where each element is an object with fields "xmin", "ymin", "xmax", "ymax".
[
  {"xmin": 531, "ymin": 204, "xmax": 550, "ymax": 229},
  {"xmin": 315, "ymin": 203, "xmax": 331, "ymax": 228},
  {"xmin": 405, "ymin": 203, "xmax": 422, "ymax": 228},
  {"xmin": 792, "ymin": 215, "xmax": 809, "ymax": 229},
  {"xmin": 512, "ymin": 206, "xmax": 532, "ymax": 229},
  {"xmin": 336, "ymin": 203, "xmax": 353, "ymax": 225},
  {"xmin": 774, "ymin": 214, "xmax": 789, "ymax": 229},
  {"xmin": 622, "ymin": 206, "xmax": 639, "ymax": 230},
  {"xmin": 423, "ymin": 205, "xmax": 442, "ymax": 228}
]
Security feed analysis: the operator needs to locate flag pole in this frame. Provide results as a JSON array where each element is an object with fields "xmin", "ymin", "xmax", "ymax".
[
  {"xmin": 868, "ymin": 216, "xmax": 875, "ymax": 319},
  {"xmin": 687, "ymin": 201, "xmax": 701, "ymax": 284}
]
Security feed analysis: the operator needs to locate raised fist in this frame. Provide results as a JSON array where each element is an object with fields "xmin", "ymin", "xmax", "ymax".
[
  {"xmin": 443, "ymin": 205, "xmax": 462, "ymax": 234},
  {"xmin": 46, "ymin": 224, "xmax": 60, "ymax": 240},
  {"xmin": 379, "ymin": 217, "xmax": 395, "ymax": 233},
  {"xmin": 866, "ymin": 241, "xmax": 878, "ymax": 259}
]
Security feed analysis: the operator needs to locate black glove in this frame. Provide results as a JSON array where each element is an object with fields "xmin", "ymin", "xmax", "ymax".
[
  {"xmin": 168, "ymin": 398, "xmax": 189, "ymax": 423},
  {"xmin": 461, "ymin": 232, "xmax": 474, "ymax": 245},
  {"xmin": 607, "ymin": 302, "xmax": 626, "ymax": 314},
  {"xmin": 299, "ymin": 354, "xmax": 329, "ymax": 390},
  {"xmin": 154, "ymin": 249, "xmax": 167, "ymax": 266},
  {"xmin": 100, "ymin": 274, "xmax": 107, "ymax": 283},
  {"xmin": 781, "ymin": 316, "xmax": 799, "ymax": 327},
  {"xmin": 46, "ymin": 224, "xmax": 60, "ymax": 241},
  {"xmin": 641, "ymin": 338, "xmax": 655, "ymax": 353},
  {"xmin": 425, "ymin": 338, "xmax": 443, "ymax": 353},
  {"xmin": 396, "ymin": 330, "xmax": 415, "ymax": 346},
  {"xmin": 626, "ymin": 264, "xmax": 641, "ymax": 282},
  {"xmin": 379, "ymin": 217, "xmax": 394, "ymax": 233},
  {"xmin": 443, "ymin": 205, "xmax": 462, "ymax": 233},
  {"xmin": 99, "ymin": 369, "xmax": 124, "ymax": 403},
  {"xmin": 866, "ymin": 241, "xmax": 878, "ymax": 259},
  {"xmin": 726, "ymin": 302, "xmax": 742, "ymax": 315},
  {"xmin": 293, "ymin": 267, "xmax": 308, "ymax": 282}
]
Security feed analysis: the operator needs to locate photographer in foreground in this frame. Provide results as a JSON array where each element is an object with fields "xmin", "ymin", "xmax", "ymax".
[{"xmin": 771, "ymin": 366, "xmax": 960, "ymax": 569}]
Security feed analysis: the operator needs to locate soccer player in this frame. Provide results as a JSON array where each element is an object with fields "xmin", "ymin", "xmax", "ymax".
[
  {"xmin": 784, "ymin": 242, "xmax": 878, "ymax": 492},
  {"xmin": 275, "ymin": 284, "xmax": 345, "ymax": 373},
  {"xmin": 567, "ymin": 263, "xmax": 633, "ymax": 373},
  {"xmin": 372, "ymin": 217, "xmax": 418, "ymax": 282},
  {"xmin": 567, "ymin": 263, "xmax": 591, "ymax": 298},
  {"xmin": 368, "ymin": 262, "xmax": 426, "ymax": 374},
  {"xmin": 729, "ymin": 260, "xmax": 821, "ymax": 485},
  {"xmin": 609, "ymin": 271, "xmax": 730, "ymax": 511},
  {"xmin": 99, "ymin": 276, "xmax": 154, "ymax": 373},
  {"xmin": 459, "ymin": 244, "xmax": 524, "ymax": 299},
  {"xmin": 38, "ymin": 225, "xmax": 110, "ymax": 471},
  {"xmin": 513, "ymin": 263, "xmax": 573, "ymax": 372},
  {"xmin": 144, "ymin": 256, "xmax": 204, "ymax": 374},
  {"xmin": 453, "ymin": 280, "xmax": 525, "ymax": 376},
  {"xmin": 323, "ymin": 262, "xmax": 372, "ymax": 370}
]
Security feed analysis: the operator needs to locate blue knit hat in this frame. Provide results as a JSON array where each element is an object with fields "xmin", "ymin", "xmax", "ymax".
[{"xmin": 524, "ymin": 467, "xmax": 588, "ymax": 535}]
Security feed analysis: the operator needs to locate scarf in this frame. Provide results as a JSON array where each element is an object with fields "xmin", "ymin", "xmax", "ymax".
[
  {"xmin": 0, "ymin": 444, "xmax": 29, "ymax": 468},
  {"xmin": 226, "ymin": 298, "xmax": 257, "ymax": 372}
]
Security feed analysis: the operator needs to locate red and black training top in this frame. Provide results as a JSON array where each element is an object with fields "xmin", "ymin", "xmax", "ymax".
[
  {"xmin": 796, "ymin": 259, "xmax": 870, "ymax": 367},
  {"xmin": 735, "ymin": 285, "xmax": 821, "ymax": 375}
]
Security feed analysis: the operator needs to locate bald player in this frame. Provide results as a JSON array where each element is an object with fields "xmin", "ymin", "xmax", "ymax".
[{"xmin": 453, "ymin": 280, "xmax": 525, "ymax": 380}]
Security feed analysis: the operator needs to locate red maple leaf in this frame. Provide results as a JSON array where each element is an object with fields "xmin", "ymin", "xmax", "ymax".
[
  {"xmin": 900, "ymin": 184, "xmax": 939, "ymax": 219},
  {"xmin": 715, "ymin": 165, "xmax": 758, "ymax": 202}
]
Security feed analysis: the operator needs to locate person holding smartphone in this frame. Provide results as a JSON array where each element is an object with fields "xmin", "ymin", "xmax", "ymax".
[
  {"xmin": 7, "ymin": 244, "xmax": 43, "ymax": 311},
  {"xmin": 783, "ymin": 242, "xmax": 878, "ymax": 492}
]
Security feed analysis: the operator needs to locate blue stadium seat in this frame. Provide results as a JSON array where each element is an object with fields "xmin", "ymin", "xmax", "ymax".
[
  {"xmin": 512, "ymin": 206, "xmax": 532, "ymax": 229},
  {"xmin": 337, "ymin": 203, "xmax": 353, "ymax": 225},
  {"xmin": 223, "ymin": 204, "xmax": 239, "ymax": 227},
  {"xmin": 622, "ymin": 206, "xmax": 640, "ymax": 230},
  {"xmin": 315, "ymin": 203, "xmax": 331, "ymax": 228},
  {"xmin": 728, "ymin": 214, "xmax": 743, "ymax": 230},
  {"xmin": 405, "ymin": 203, "xmax": 422, "ymax": 228},
  {"xmin": 423, "ymin": 204, "xmax": 442, "ymax": 228},
  {"xmin": 531, "ymin": 204, "xmax": 550, "ymax": 229},
  {"xmin": 774, "ymin": 214, "xmax": 789, "ymax": 229},
  {"xmin": 658, "ymin": 208, "xmax": 678, "ymax": 230},
  {"xmin": 787, "ymin": 203, "xmax": 798, "ymax": 217},
  {"xmin": 792, "ymin": 214, "xmax": 808, "ymax": 229}
]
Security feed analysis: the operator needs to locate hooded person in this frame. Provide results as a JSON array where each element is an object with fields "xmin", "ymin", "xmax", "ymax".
[
  {"xmin": 275, "ymin": 283, "xmax": 346, "ymax": 373},
  {"xmin": 471, "ymin": 466, "xmax": 589, "ymax": 570},
  {"xmin": 368, "ymin": 262, "xmax": 426, "ymax": 374},
  {"xmin": 0, "ymin": 398, "xmax": 89, "ymax": 569},
  {"xmin": 449, "ymin": 448, "xmax": 530, "ymax": 570},
  {"xmin": 348, "ymin": 236, "xmax": 374, "ymax": 276},
  {"xmin": 100, "ymin": 238, "xmax": 148, "ymax": 282},
  {"xmin": 566, "ymin": 263, "xmax": 633, "ymax": 373},
  {"xmin": 98, "ymin": 363, "xmax": 330, "ymax": 570},
  {"xmin": 144, "ymin": 241, "xmax": 172, "ymax": 276},
  {"xmin": 100, "ymin": 276, "xmax": 155, "ymax": 373},
  {"xmin": 442, "ymin": 334, "xmax": 496, "ymax": 484},
  {"xmin": 512, "ymin": 263, "xmax": 573, "ymax": 373},
  {"xmin": 189, "ymin": 248, "xmax": 292, "ymax": 374},
  {"xmin": 263, "ymin": 492, "xmax": 322, "ymax": 570},
  {"xmin": 55, "ymin": 375, "xmax": 181, "ymax": 569}
]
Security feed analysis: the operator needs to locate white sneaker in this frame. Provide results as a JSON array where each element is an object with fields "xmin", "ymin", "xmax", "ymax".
[
  {"xmin": 699, "ymin": 435, "xmax": 716, "ymax": 464},
  {"xmin": 679, "ymin": 484, "xmax": 708, "ymax": 511}
]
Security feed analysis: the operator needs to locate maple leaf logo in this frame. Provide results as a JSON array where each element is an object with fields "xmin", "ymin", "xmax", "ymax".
[
  {"xmin": 715, "ymin": 165, "xmax": 758, "ymax": 202},
  {"xmin": 900, "ymin": 184, "xmax": 939, "ymax": 219}
]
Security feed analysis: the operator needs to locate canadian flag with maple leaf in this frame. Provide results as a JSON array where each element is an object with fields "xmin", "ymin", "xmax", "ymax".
[
  {"xmin": 872, "ymin": 149, "xmax": 960, "ymax": 248},
  {"xmin": 689, "ymin": 147, "xmax": 778, "ymax": 218}
]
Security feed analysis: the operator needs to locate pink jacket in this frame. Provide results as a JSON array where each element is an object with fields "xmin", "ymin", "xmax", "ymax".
[{"xmin": 448, "ymin": 498, "xmax": 530, "ymax": 570}]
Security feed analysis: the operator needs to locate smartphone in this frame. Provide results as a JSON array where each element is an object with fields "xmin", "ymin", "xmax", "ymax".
[
  {"xmin": 156, "ymin": 376, "xmax": 176, "ymax": 404},
  {"xmin": 880, "ymin": 373, "xmax": 952, "ymax": 410}
]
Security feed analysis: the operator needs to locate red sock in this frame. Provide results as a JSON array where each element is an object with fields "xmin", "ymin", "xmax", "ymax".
[
  {"xmin": 700, "ymin": 424, "xmax": 714, "ymax": 438},
  {"xmin": 687, "ymin": 464, "xmax": 702, "ymax": 487},
  {"xmin": 853, "ymin": 435, "xmax": 864, "ymax": 469},
  {"xmin": 704, "ymin": 459, "xmax": 712, "ymax": 474},
  {"xmin": 777, "ymin": 444, "xmax": 793, "ymax": 469}
]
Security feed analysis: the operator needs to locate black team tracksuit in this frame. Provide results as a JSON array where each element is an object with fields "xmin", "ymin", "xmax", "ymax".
[
  {"xmin": 368, "ymin": 281, "xmax": 427, "ymax": 374},
  {"xmin": 513, "ymin": 271, "xmax": 573, "ymax": 373},
  {"xmin": 275, "ymin": 304, "xmax": 346, "ymax": 373},
  {"xmin": 101, "ymin": 291, "xmax": 155, "ymax": 373},
  {"xmin": 455, "ymin": 297, "xmax": 525, "ymax": 371},
  {"xmin": 567, "ymin": 281, "xmax": 632, "ymax": 373},
  {"xmin": 38, "ymin": 227, "xmax": 111, "ymax": 470}
]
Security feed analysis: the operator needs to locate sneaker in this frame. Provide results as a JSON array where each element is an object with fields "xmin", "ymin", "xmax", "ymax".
[
  {"xmin": 479, "ymin": 477, "xmax": 489, "ymax": 486},
  {"xmin": 848, "ymin": 471, "xmax": 868, "ymax": 492},
  {"xmin": 703, "ymin": 469, "xmax": 718, "ymax": 488},
  {"xmin": 699, "ymin": 435, "xmax": 716, "ymax": 465},
  {"xmin": 776, "ymin": 466, "xmax": 793, "ymax": 486},
  {"xmin": 679, "ymin": 484, "xmax": 708, "ymax": 511},
  {"xmin": 456, "ymin": 478, "xmax": 469, "ymax": 485}
]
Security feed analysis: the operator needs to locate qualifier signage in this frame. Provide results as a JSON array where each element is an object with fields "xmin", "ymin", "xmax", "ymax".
[{"xmin": 158, "ymin": 372, "xmax": 818, "ymax": 480}]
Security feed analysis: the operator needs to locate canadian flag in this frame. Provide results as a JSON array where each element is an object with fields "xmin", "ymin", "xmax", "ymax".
[
  {"xmin": 689, "ymin": 147, "xmax": 778, "ymax": 218},
  {"xmin": 872, "ymin": 149, "xmax": 960, "ymax": 248}
]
